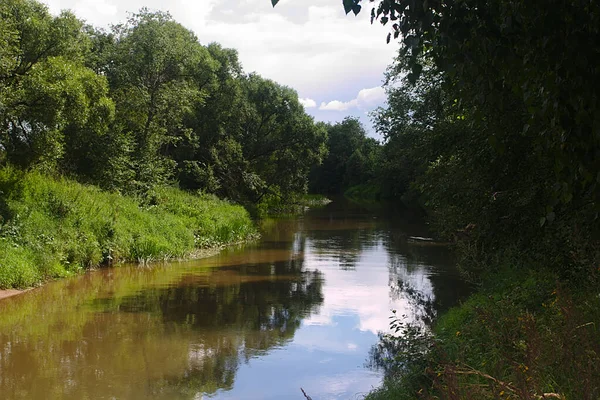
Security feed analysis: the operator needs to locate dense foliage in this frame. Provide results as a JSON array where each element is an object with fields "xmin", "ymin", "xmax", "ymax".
[
  {"xmin": 364, "ymin": 0, "xmax": 599, "ymax": 280},
  {"xmin": 310, "ymin": 117, "xmax": 381, "ymax": 195},
  {"xmin": 354, "ymin": 0, "xmax": 600, "ymax": 398},
  {"xmin": 0, "ymin": 1, "xmax": 326, "ymax": 205}
]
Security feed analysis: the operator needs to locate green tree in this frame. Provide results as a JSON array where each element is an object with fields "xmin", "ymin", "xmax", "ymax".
[
  {"xmin": 0, "ymin": 0, "xmax": 115, "ymax": 176},
  {"xmin": 238, "ymin": 74, "xmax": 327, "ymax": 202},
  {"xmin": 310, "ymin": 117, "xmax": 380, "ymax": 194},
  {"xmin": 170, "ymin": 43, "xmax": 245, "ymax": 192},
  {"xmin": 105, "ymin": 9, "xmax": 218, "ymax": 193},
  {"xmin": 363, "ymin": 0, "xmax": 599, "ymax": 276}
]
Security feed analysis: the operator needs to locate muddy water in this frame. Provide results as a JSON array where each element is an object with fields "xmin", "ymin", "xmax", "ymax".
[{"xmin": 0, "ymin": 199, "xmax": 468, "ymax": 400}]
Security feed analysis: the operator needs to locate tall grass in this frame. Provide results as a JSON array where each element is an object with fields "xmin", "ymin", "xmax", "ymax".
[
  {"xmin": 0, "ymin": 167, "xmax": 256, "ymax": 289},
  {"xmin": 365, "ymin": 265, "xmax": 600, "ymax": 400}
]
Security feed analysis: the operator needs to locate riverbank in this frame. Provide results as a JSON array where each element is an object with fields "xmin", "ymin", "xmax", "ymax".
[
  {"xmin": 366, "ymin": 263, "xmax": 600, "ymax": 400},
  {"xmin": 0, "ymin": 288, "xmax": 31, "ymax": 300},
  {"xmin": 0, "ymin": 167, "xmax": 257, "ymax": 290}
]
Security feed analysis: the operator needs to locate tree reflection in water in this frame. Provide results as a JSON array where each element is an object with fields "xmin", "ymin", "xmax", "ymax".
[
  {"xmin": 0, "ymin": 232, "xmax": 323, "ymax": 400},
  {"xmin": 91, "ymin": 261, "xmax": 324, "ymax": 398}
]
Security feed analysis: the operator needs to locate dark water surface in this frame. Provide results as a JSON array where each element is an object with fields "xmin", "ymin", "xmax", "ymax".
[{"xmin": 0, "ymin": 199, "xmax": 469, "ymax": 400}]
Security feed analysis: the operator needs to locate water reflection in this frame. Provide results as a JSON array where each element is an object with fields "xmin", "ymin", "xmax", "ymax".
[{"xmin": 0, "ymin": 199, "xmax": 468, "ymax": 400}]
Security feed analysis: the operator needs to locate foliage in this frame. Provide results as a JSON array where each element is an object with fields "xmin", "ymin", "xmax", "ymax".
[
  {"xmin": 366, "ymin": 266, "xmax": 600, "ymax": 400},
  {"xmin": 344, "ymin": 183, "xmax": 382, "ymax": 203},
  {"xmin": 309, "ymin": 117, "xmax": 381, "ymax": 195},
  {"xmin": 104, "ymin": 9, "xmax": 217, "ymax": 192},
  {"xmin": 1, "ymin": 0, "xmax": 326, "ymax": 204},
  {"xmin": 0, "ymin": 167, "xmax": 255, "ymax": 289},
  {"xmin": 0, "ymin": 0, "xmax": 331, "ymax": 287},
  {"xmin": 253, "ymin": 192, "xmax": 330, "ymax": 218},
  {"xmin": 366, "ymin": 6, "xmax": 598, "ymax": 280}
]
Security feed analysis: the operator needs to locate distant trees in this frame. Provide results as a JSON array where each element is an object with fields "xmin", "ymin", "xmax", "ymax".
[
  {"xmin": 309, "ymin": 117, "xmax": 380, "ymax": 195},
  {"xmin": 0, "ymin": 1, "xmax": 327, "ymax": 206}
]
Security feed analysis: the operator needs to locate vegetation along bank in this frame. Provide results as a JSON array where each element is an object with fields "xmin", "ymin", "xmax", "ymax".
[{"xmin": 0, "ymin": 0, "xmax": 330, "ymax": 289}]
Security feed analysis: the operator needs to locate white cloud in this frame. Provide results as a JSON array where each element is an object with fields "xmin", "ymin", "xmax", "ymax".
[
  {"xmin": 356, "ymin": 86, "xmax": 386, "ymax": 109},
  {"xmin": 319, "ymin": 86, "xmax": 386, "ymax": 112},
  {"xmin": 299, "ymin": 97, "xmax": 317, "ymax": 108},
  {"xmin": 319, "ymin": 99, "xmax": 357, "ymax": 111}
]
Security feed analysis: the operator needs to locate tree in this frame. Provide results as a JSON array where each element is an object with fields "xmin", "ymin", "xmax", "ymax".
[
  {"xmin": 362, "ymin": 0, "xmax": 599, "ymax": 276},
  {"xmin": 170, "ymin": 43, "xmax": 245, "ymax": 192},
  {"xmin": 0, "ymin": 0, "xmax": 114, "ymax": 175},
  {"xmin": 105, "ymin": 9, "xmax": 218, "ymax": 193}
]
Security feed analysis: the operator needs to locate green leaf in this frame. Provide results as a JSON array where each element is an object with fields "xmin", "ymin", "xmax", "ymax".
[
  {"xmin": 412, "ymin": 63, "xmax": 423, "ymax": 76},
  {"xmin": 271, "ymin": 0, "xmax": 279, "ymax": 6},
  {"xmin": 352, "ymin": 4, "xmax": 361, "ymax": 16},
  {"xmin": 343, "ymin": 0, "xmax": 355, "ymax": 15}
]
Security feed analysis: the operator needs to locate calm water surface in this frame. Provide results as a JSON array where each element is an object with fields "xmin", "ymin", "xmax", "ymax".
[{"xmin": 0, "ymin": 199, "xmax": 468, "ymax": 399}]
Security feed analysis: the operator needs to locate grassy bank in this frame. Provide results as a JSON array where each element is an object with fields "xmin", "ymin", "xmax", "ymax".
[
  {"xmin": 367, "ymin": 264, "xmax": 600, "ymax": 400},
  {"xmin": 0, "ymin": 167, "xmax": 256, "ymax": 289}
]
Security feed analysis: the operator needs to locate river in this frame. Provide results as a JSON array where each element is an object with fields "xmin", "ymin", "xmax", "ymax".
[{"xmin": 0, "ymin": 199, "xmax": 469, "ymax": 399}]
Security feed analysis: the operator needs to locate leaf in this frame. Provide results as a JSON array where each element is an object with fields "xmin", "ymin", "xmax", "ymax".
[
  {"xmin": 271, "ymin": 0, "xmax": 279, "ymax": 6},
  {"xmin": 352, "ymin": 4, "xmax": 361, "ymax": 16},
  {"xmin": 386, "ymin": 32, "xmax": 391, "ymax": 44},
  {"xmin": 412, "ymin": 63, "xmax": 423, "ymax": 76},
  {"xmin": 343, "ymin": 0, "xmax": 355, "ymax": 15},
  {"xmin": 539, "ymin": 217, "xmax": 546, "ymax": 227}
]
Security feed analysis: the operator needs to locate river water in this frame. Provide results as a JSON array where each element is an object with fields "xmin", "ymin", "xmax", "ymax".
[{"xmin": 0, "ymin": 199, "xmax": 468, "ymax": 400}]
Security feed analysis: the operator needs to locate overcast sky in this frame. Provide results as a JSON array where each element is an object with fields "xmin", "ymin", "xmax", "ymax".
[{"xmin": 42, "ymin": 0, "xmax": 398, "ymax": 139}]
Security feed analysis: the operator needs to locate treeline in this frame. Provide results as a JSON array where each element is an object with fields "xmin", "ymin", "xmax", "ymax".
[{"xmin": 0, "ymin": 0, "xmax": 326, "ymax": 205}]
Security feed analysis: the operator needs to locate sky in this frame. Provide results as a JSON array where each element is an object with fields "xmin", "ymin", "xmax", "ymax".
[{"xmin": 41, "ymin": 0, "xmax": 399, "ymax": 139}]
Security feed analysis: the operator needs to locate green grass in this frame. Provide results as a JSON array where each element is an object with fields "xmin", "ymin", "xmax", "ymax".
[
  {"xmin": 366, "ymin": 265, "xmax": 600, "ymax": 400},
  {"xmin": 0, "ymin": 166, "xmax": 256, "ymax": 289}
]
